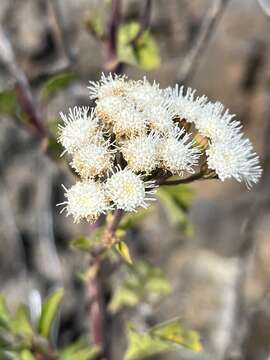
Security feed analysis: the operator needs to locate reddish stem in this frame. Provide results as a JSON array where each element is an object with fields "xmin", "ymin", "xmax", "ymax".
[{"xmin": 87, "ymin": 210, "xmax": 124, "ymax": 356}]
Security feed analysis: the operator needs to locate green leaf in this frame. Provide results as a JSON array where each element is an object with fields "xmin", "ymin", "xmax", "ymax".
[
  {"xmin": 85, "ymin": 11, "xmax": 104, "ymax": 39},
  {"xmin": 40, "ymin": 72, "xmax": 79, "ymax": 101},
  {"xmin": 0, "ymin": 351, "xmax": 20, "ymax": 360},
  {"xmin": 124, "ymin": 321, "xmax": 202, "ymax": 360},
  {"xmin": 70, "ymin": 237, "xmax": 94, "ymax": 252},
  {"xmin": 117, "ymin": 21, "xmax": 161, "ymax": 70},
  {"xmin": 20, "ymin": 350, "xmax": 35, "ymax": 360},
  {"xmin": 156, "ymin": 186, "xmax": 194, "ymax": 236},
  {"xmin": 60, "ymin": 338, "xmax": 100, "ymax": 360},
  {"xmin": 70, "ymin": 228, "xmax": 105, "ymax": 252},
  {"xmin": 0, "ymin": 295, "xmax": 12, "ymax": 330},
  {"xmin": 11, "ymin": 305, "xmax": 32, "ymax": 339},
  {"xmin": 109, "ymin": 261, "xmax": 171, "ymax": 313},
  {"xmin": 115, "ymin": 241, "xmax": 133, "ymax": 264},
  {"xmin": 150, "ymin": 319, "xmax": 202, "ymax": 352},
  {"xmin": 0, "ymin": 89, "xmax": 17, "ymax": 115},
  {"xmin": 38, "ymin": 288, "xmax": 64, "ymax": 338}
]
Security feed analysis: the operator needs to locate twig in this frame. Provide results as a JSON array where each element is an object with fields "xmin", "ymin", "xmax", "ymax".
[
  {"xmin": 177, "ymin": 0, "xmax": 231, "ymax": 84},
  {"xmin": 105, "ymin": 0, "xmax": 122, "ymax": 72},
  {"xmin": 0, "ymin": 25, "xmax": 48, "ymax": 143},
  {"xmin": 159, "ymin": 172, "xmax": 204, "ymax": 186},
  {"xmin": 130, "ymin": 0, "xmax": 153, "ymax": 45}
]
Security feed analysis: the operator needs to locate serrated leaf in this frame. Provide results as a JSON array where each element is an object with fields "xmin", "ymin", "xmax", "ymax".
[
  {"xmin": 115, "ymin": 241, "xmax": 133, "ymax": 264},
  {"xmin": 117, "ymin": 21, "xmax": 161, "ymax": 70},
  {"xmin": 60, "ymin": 338, "xmax": 100, "ymax": 360},
  {"xmin": 41, "ymin": 72, "xmax": 79, "ymax": 100},
  {"xmin": 150, "ymin": 319, "xmax": 202, "ymax": 352},
  {"xmin": 11, "ymin": 305, "xmax": 32, "ymax": 339},
  {"xmin": 109, "ymin": 261, "xmax": 171, "ymax": 313},
  {"xmin": 20, "ymin": 350, "xmax": 35, "ymax": 360},
  {"xmin": 38, "ymin": 288, "xmax": 64, "ymax": 338},
  {"xmin": 124, "ymin": 321, "xmax": 202, "ymax": 360},
  {"xmin": 0, "ymin": 89, "xmax": 17, "ymax": 115},
  {"xmin": 124, "ymin": 325, "xmax": 178, "ymax": 360}
]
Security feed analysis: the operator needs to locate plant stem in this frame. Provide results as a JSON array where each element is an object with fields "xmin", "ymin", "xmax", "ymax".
[
  {"xmin": 87, "ymin": 209, "xmax": 124, "ymax": 356},
  {"xmin": 159, "ymin": 172, "xmax": 204, "ymax": 186},
  {"xmin": 105, "ymin": 0, "xmax": 122, "ymax": 72}
]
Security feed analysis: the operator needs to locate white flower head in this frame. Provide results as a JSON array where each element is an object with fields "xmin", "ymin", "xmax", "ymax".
[
  {"xmin": 71, "ymin": 137, "xmax": 114, "ymax": 179},
  {"xmin": 206, "ymin": 135, "xmax": 262, "ymax": 188},
  {"xmin": 159, "ymin": 127, "xmax": 201, "ymax": 175},
  {"xmin": 88, "ymin": 73, "xmax": 128, "ymax": 99},
  {"xmin": 113, "ymin": 104, "xmax": 146, "ymax": 138},
  {"xmin": 121, "ymin": 132, "xmax": 160, "ymax": 174},
  {"xmin": 96, "ymin": 95, "xmax": 127, "ymax": 127},
  {"xmin": 195, "ymin": 102, "xmax": 242, "ymax": 143},
  {"xmin": 127, "ymin": 77, "xmax": 164, "ymax": 109},
  {"xmin": 58, "ymin": 180, "xmax": 110, "ymax": 223},
  {"xmin": 58, "ymin": 106, "xmax": 98, "ymax": 154},
  {"xmin": 167, "ymin": 84, "xmax": 208, "ymax": 124},
  {"xmin": 143, "ymin": 101, "xmax": 174, "ymax": 135},
  {"xmin": 105, "ymin": 168, "xmax": 156, "ymax": 211}
]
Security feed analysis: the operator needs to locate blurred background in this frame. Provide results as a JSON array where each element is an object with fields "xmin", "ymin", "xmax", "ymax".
[{"xmin": 0, "ymin": 0, "xmax": 270, "ymax": 359}]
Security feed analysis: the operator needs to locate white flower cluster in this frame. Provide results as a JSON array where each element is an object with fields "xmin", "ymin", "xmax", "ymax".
[{"xmin": 58, "ymin": 73, "xmax": 262, "ymax": 223}]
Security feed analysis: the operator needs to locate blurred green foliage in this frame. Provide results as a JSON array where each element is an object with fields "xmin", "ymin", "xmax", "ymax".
[
  {"xmin": 0, "ymin": 89, "xmax": 17, "ymax": 115},
  {"xmin": 0, "ymin": 290, "xmax": 99, "ymax": 360},
  {"xmin": 109, "ymin": 260, "xmax": 172, "ymax": 313},
  {"xmin": 117, "ymin": 21, "xmax": 161, "ymax": 70},
  {"xmin": 157, "ymin": 185, "xmax": 194, "ymax": 236},
  {"xmin": 124, "ymin": 319, "xmax": 202, "ymax": 360},
  {"xmin": 40, "ymin": 72, "xmax": 79, "ymax": 101}
]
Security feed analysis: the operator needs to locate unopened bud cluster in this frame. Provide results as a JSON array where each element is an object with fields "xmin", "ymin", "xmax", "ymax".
[{"xmin": 58, "ymin": 73, "xmax": 262, "ymax": 223}]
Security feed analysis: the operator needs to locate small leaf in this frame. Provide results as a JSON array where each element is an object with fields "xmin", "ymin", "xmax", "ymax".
[
  {"xmin": 70, "ymin": 228, "xmax": 105, "ymax": 252},
  {"xmin": 109, "ymin": 288, "xmax": 140, "ymax": 314},
  {"xmin": 109, "ymin": 261, "xmax": 171, "ymax": 314},
  {"xmin": 20, "ymin": 350, "xmax": 35, "ymax": 360},
  {"xmin": 124, "ymin": 321, "xmax": 202, "ymax": 360},
  {"xmin": 0, "ymin": 295, "xmax": 12, "ymax": 330},
  {"xmin": 0, "ymin": 89, "xmax": 17, "ymax": 115},
  {"xmin": 11, "ymin": 305, "xmax": 32, "ymax": 338},
  {"xmin": 124, "ymin": 325, "xmax": 177, "ymax": 360},
  {"xmin": 60, "ymin": 338, "xmax": 100, "ymax": 360},
  {"xmin": 41, "ymin": 72, "xmax": 79, "ymax": 100},
  {"xmin": 157, "ymin": 186, "xmax": 194, "ymax": 236},
  {"xmin": 150, "ymin": 319, "xmax": 202, "ymax": 352},
  {"xmin": 115, "ymin": 241, "xmax": 133, "ymax": 264},
  {"xmin": 85, "ymin": 11, "xmax": 104, "ymax": 39},
  {"xmin": 38, "ymin": 288, "xmax": 64, "ymax": 338},
  {"xmin": 70, "ymin": 237, "xmax": 94, "ymax": 252},
  {"xmin": 117, "ymin": 21, "xmax": 161, "ymax": 70}
]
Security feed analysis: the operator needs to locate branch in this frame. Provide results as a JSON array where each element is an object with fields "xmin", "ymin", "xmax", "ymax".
[
  {"xmin": 0, "ymin": 25, "xmax": 48, "ymax": 143},
  {"xmin": 177, "ymin": 0, "xmax": 231, "ymax": 84},
  {"xmin": 105, "ymin": 0, "xmax": 122, "ymax": 72}
]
